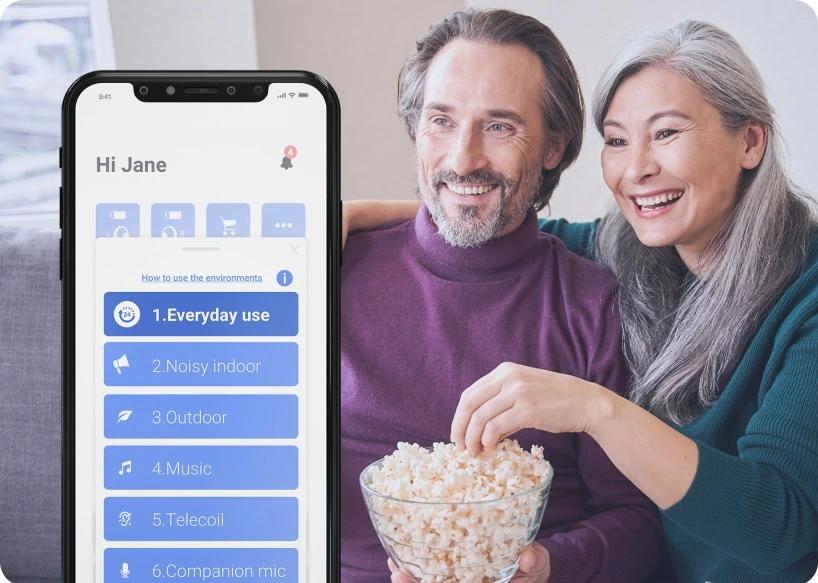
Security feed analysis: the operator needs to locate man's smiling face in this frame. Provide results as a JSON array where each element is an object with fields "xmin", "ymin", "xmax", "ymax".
[{"xmin": 415, "ymin": 39, "xmax": 565, "ymax": 247}]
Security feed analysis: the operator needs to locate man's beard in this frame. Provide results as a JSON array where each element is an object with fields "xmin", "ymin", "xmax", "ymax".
[{"xmin": 419, "ymin": 164, "xmax": 542, "ymax": 248}]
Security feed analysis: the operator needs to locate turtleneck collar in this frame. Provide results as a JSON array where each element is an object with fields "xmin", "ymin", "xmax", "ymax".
[{"xmin": 408, "ymin": 205, "xmax": 540, "ymax": 281}]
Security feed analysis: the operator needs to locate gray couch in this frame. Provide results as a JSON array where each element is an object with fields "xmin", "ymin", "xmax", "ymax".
[{"xmin": 0, "ymin": 226, "xmax": 61, "ymax": 583}]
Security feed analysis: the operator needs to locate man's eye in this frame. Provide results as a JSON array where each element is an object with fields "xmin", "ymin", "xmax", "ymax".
[
  {"xmin": 431, "ymin": 117, "xmax": 449, "ymax": 127},
  {"xmin": 604, "ymin": 137, "xmax": 626, "ymax": 147},
  {"xmin": 656, "ymin": 129, "xmax": 679, "ymax": 140},
  {"xmin": 488, "ymin": 123, "xmax": 510, "ymax": 132}
]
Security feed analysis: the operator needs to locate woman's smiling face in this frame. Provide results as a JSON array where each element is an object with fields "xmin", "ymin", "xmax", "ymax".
[{"xmin": 600, "ymin": 66, "xmax": 765, "ymax": 268}]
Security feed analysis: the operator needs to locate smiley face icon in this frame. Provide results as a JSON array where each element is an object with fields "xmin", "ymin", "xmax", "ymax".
[{"xmin": 113, "ymin": 301, "xmax": 141, "ymax": 328}]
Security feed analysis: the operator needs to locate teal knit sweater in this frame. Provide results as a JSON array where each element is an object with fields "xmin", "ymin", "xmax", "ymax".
[{"xmin": 540, "ymin": 219, "xmax": 818, "ymax": 582}]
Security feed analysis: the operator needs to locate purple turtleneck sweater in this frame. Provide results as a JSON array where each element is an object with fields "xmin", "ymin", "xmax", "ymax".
[{"xmin": 341, "ymin": 207, "xmax": 665, "ymax": 582}]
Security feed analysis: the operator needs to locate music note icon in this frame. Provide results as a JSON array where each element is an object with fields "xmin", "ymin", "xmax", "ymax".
[{"xmin": 118, "ymin": 460, "xmax": 132, "ymax": 476}]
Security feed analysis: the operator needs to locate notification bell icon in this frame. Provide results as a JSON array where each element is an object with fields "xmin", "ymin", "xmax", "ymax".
[{"xmin": 280, "ymin": 156, "xmax": 293, "ymax": 170}]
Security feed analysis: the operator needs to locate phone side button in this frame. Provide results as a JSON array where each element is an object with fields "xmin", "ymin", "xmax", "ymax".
[
  {"xmin": 59, "ymin": 237, "xmax": 62, "ymax": 280},
  {"xmin": 59, "ymin": 187, "xmax": 63, "ymax": 229},
  {"xmin": 339, "ymin": 200, "xmax": 343, "ymax": 267},
  {"xmin": 59, "ymin": 146, "xmax": 62, "ymax": 169}
]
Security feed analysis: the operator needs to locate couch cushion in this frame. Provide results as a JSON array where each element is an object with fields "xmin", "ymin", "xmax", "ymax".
[{"xmin": 0, "ymin": 226, "xmax": 61, "ymax": 581}]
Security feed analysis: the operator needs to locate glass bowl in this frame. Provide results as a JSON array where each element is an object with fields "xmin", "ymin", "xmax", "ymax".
[{"xmin": 359, "ymin": 455, "xmax": 553, "ymax": 583}]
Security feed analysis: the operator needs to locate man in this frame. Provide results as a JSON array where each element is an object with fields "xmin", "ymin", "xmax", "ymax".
[{"xmin": 342, "ymin": 9, "xmax": 665, "ymax": 582}]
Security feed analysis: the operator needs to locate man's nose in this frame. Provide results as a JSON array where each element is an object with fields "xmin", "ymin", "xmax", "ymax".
[
  {"xmin": 448, "ymin": 125, "xmax": 487, "ymax": 177},
  {"xmin": 624, "ymin": 143, "xmax": 660, "ymax": 184}
]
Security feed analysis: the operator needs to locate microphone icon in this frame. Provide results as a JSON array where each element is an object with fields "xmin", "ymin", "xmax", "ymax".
[{"xmin": 120, "ymin": 561, "xmax": 131, "ymax": 578}]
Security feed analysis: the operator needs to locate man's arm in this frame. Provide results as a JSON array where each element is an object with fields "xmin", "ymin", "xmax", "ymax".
[
  {"xmin": 536, "ymin": 434, "xmax": 666, "ymax": 582},
  {"xmin": 450, "ymin": 281, "xmax": 669, "ymax": 582},
  {"xmin": 536, "ymin": 281, "xmax": 665, "ymax": 583}
]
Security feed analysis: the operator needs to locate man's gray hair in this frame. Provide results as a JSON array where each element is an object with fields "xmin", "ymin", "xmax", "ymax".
[
  {"xmin": 593, "ymin": 21, "xmax": 816, "ymax": 423},
  {"xmin": 397, "ymin": 8, "xmax": 584, "ymax": 211}
]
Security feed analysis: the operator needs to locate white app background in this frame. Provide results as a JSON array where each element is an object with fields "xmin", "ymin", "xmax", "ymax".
[{"xmin": 73, "ymin": 82, "xmax": 328, "ymax": 582}]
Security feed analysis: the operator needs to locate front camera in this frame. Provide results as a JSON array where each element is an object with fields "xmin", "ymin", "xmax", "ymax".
[
  {"xmin": 226, "ymin": 85, "xmax": 236, "ymax": 96},
  {"xmin": 253, "ymin": 85, "xmax": 264, "ymax": 97},
  {"xmin": 138, "ymin": 85, "xmax": 148, "ymax": 96},
  {"xmin": 166, "ymin": 85, "xmax": 176, "ymax": 96}
]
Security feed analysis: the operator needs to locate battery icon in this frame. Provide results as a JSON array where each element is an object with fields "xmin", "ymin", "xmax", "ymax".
[
  {"xmin": 164, "ymin": 210, "xmax": 183, "ymax": 220},
  {"xmin": 298, "ymin": 92, "xmax": 308, "ymax": 98}
]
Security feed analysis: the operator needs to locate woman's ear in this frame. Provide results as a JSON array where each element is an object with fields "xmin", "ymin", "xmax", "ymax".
[{"xmin": 739, "ymin": 121, "xmax": 767, "ymax": 170}]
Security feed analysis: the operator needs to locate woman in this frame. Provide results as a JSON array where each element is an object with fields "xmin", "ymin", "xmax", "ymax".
[{"xmin": 346, "ymin": 21, "xmax": 818, "ymax": 583}]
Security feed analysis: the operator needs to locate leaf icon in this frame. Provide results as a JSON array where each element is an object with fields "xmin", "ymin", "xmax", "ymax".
[{"xmin": 117, "ymin": 410, "xmax": 133, "ymax": 423}]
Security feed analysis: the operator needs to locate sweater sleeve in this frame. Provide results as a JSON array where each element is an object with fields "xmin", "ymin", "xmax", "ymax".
[
  {"xmin": 537, "ymin": 218, "xmax": 600, "ymax": 260},
  {"xmin": 537, "ymin": 283, "xmax": 667, "ymax": 582},
  {"xmin": 662, "ymin": 312, "xmax": 818, "ymax": 574}
]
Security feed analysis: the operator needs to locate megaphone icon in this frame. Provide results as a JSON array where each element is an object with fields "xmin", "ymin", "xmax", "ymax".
[{"xmin": 113, "ymin": 354, "xmax": 130, "ymax": 375}]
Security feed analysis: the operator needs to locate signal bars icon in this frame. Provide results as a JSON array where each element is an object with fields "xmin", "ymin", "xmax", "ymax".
[{"xmin": 277, "ymin": 92, "xmax": 287, "ymax": 99}]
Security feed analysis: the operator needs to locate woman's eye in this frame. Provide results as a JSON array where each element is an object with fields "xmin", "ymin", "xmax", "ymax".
[
  {"xmin": 604, "ymin": 137, "xmax": 626, "ymax": 147},
  {"xmin": 656, "ymin": 129, "xmax": 679, "ymax": 140}
]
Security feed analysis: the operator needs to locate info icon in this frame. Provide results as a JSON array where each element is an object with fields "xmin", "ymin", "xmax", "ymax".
[{"xmin": 276, "ymin": 270, "xmax": 293, "ymax": 287}]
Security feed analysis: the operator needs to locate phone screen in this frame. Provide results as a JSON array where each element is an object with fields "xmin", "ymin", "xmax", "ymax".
[{"xmin": 64, "ymin": 75, "xmax": 336, "ymax": 582}]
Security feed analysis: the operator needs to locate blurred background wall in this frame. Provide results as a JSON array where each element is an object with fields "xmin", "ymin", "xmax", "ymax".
[{"xmin": 1, "ymin": 0, "xmax": 816, "ymax": 229}]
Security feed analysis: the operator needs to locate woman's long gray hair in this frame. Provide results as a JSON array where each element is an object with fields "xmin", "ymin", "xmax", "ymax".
[{"xmin": 593, "ymin": 21, "xmax": 816, "ymax": 424}]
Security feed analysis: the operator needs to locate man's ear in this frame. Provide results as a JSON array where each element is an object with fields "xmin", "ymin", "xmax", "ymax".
[
  {"xmin": 739, "ymin": 121, "xmax": 767, "ymax": 170},
  {"xmin": 543, "ymin": 138, "xmax": 567, "ymax": 171}
]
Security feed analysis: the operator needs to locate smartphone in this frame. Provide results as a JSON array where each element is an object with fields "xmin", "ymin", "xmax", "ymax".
[{"xmin": 61, "ymin": 72, "xmax": 340, "ymax": 582}]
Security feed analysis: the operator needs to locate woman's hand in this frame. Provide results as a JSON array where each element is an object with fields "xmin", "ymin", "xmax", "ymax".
[
  {"xmin": 387, "ymin": 544, "xmax": 550, "ymax": 582},
  {"xmin": 450, "ymin": 362, "xmax": 609, "ymax": 454},
  {"xmin": 342, "ymin": 200, "xmax": 421, "ymax": 249}
]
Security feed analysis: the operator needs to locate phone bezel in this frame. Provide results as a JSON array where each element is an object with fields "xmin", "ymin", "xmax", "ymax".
[{"xmin": 60, "ymin": 71, "xmax": 340, "ymax": 582}]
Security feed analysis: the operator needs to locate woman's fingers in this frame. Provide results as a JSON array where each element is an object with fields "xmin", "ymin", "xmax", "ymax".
[
  {"xmin": 479, "ymin": 406, "xmax": 524, "ymax": 452},
  {"xmin": 450, "ymin": 366, "xmax": 506, "ymax": 449},
  {"xmin": 463, "ymin": 393, "xmax": 513, "ymax": 454}
]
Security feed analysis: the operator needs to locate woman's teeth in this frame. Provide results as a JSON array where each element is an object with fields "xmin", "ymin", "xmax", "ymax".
[
  {"xmin": 446, "ymin": 183, "xmax": 496, "ymax": 195},
  {"xmin": 635, "ymin": 191, "xmax": 683, "ymax": 210}
]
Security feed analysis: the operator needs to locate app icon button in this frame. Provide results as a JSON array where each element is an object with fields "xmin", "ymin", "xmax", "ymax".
[
  {"xmin": 96, "ymin": 204, "xmax": 140, "ymax": 238},
  {"xmin": 206, "ymin": 203, "xmax": 250, "ymax": 237},
  {"xmin": 151, "ymin": 203, "xmax": 194, "ymax": 237},
  {"xmin": 262, "ymin": 203, "xmax": 305, "ymax": 237}
]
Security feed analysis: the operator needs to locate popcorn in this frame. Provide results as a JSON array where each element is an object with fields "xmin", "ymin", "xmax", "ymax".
[{"xmin": 360, "ymin": 440, "xmax": 553, "ymax": 582}]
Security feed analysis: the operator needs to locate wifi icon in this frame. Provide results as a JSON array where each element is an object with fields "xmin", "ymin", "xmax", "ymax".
[{"xmin": 288, "ymin": 92, "xmax": 296, "ymax": 98}]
